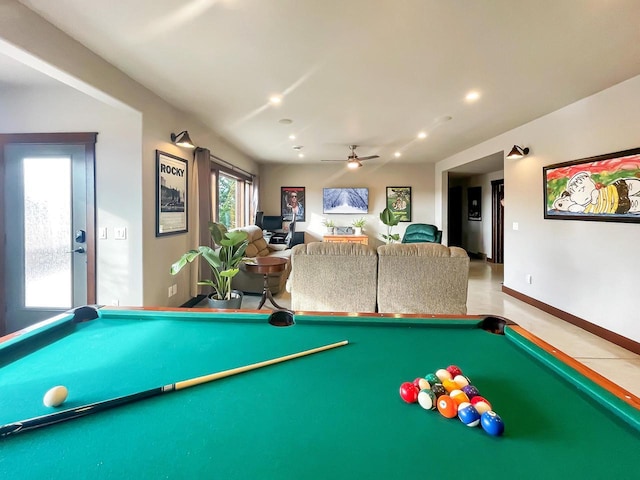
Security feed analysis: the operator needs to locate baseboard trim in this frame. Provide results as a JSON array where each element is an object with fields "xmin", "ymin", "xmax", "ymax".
[{"xmin": 502, "ymin": 285, "xmax": 640, "ymax": 355}]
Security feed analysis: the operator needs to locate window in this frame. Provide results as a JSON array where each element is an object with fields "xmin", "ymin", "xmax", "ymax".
[{"xmin": 211, "ymin": 164, "xmax": 254, "ymax": 229}]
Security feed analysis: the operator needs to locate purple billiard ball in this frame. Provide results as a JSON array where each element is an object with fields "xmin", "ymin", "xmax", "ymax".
[
  {"xmin": 480, "ymin": 411, "xmax": 505, "ymax": 436},
  {"xmin": 462, "ymin": 384, "xmax": 480, "ymax": 399}
]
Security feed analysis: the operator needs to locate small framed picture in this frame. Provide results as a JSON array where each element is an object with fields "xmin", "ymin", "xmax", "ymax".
[
  {"xmin": 468, "ymin": 186, "xmax": 482, "ymax": 221},
  {"xmin": 386, "ymin": 187, "xmax": 411, "ymax": 222},
  {"xmin": 156, "ymin": 150, "xmax": 188, "ymax": 236},
  {"xmin": 281, "ymin": 187, "xmax": 305, "ymax": 221}
]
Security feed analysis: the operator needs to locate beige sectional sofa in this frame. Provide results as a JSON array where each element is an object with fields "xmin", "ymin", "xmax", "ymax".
[
  {"xmin": 288, "ymin": 242, "xmax": 469, "ymax": 314},
  {"xmin": 232, "ymin": 225, "xmax": 292, "ymax": 294}
]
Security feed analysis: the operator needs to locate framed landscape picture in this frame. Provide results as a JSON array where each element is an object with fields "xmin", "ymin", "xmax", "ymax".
[
  {"xmin": 543, "ymin": 147, "xmax": 640, "ymax": 223},
  {"xmin": 386, "ymin": 186, "xmax": 411, "ymax": 222},
  {"xmin": 156, "ymin": 150, "xmax": 188, "ymax": 236}
]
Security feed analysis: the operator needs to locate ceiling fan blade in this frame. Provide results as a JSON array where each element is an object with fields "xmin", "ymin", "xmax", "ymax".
[
  {"xmin": 357, "ymin": 155, "xmax": 380, "ymax": 161},
  {"xmin": 320, "ymin": 159, "xmax": 347, "ymax": 162}
]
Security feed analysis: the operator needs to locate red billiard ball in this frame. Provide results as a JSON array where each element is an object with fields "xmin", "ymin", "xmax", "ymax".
[
  {"xmin": 399, "ymin": 382, "xmax": 419, "ymax": 403},
  {"xmin": 446, "ymin": 365, "xmax": 462, "ymax": 377}
]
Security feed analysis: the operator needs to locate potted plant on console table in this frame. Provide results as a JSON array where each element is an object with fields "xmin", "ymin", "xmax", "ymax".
[{"xmin": 170, "ymin": 222, "xmax": 249, "ymax": 309}]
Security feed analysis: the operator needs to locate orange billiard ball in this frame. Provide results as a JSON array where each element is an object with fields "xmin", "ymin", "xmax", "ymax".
[{"xmin": 437, "ymin": 395, "xmax": 458, "ymax": 418}]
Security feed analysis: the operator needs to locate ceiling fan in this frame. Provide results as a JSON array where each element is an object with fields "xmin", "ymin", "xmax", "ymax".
[{"xmin": 321, "ymin": 145, "xmax": 379, "ymax": 169}]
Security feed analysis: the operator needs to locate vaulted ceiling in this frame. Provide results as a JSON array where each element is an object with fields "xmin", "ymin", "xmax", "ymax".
[{"xmin": 5, "ymin": 0, "xmax": 640, "ymax": 166}]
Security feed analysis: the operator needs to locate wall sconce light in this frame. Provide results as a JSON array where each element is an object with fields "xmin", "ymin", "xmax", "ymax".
[
  {"xmin": 171, "ymin": 131, "xmax": 196, "ymax": 149},
  {"xmin": 506, "ymin": 145, "xmax": 530, "ymax": 159}
]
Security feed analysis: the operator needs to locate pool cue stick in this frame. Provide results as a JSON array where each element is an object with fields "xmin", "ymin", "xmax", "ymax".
[{"xmin": 0, "ymin": 339, "xmax": 348, "ymax": 438}]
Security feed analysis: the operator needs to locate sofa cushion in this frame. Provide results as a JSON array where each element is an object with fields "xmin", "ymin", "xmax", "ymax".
[
  {"xmin": 288, "ymin": 242, "xmax": 378, "ymax": 312},
  {"xmin": 376, "ymin": 243, "xmax": 469, "ymax": 314}
]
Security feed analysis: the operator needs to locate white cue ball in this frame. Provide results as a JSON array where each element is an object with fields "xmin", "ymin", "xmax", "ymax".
[{"xmin": 43, "ymin": 385, "xmax": 68, "ymax": 407}]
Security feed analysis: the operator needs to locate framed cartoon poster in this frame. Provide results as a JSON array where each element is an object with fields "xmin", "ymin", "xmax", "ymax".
[
  {"xmin": 544, "ymin": 147, "xmax": 640, "ymax": 223},
  {"xmin": 386, "ymin": 187, "xmax": 411, "ymax": 222},
  {"xmin": 156, "ymin": 150, "xmax": 188, "ymax": 236},
  {"xmin": 281, "ymin": 186, "xmax": 305, "ymax": 221}
]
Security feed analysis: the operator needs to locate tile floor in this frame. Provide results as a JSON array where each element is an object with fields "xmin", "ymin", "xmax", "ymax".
[{"xmin": 242, "ymin": 260, "xmax": 640, "ymax": 397}]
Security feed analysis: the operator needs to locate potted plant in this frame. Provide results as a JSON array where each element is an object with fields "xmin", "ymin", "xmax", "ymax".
[
  {"xmin": 379, "ymin": 208, "xmax": 400, "ymax": 244},
  {"xmin": 352, "ymin": 217, "xmax": 366, "ymax": 235},
  {"xmin": 323, "ymin": 219, "xmax": 336, "ymax": 234},
  {"xmin": 170, "ymin": 222, "xmax": 249, "ymax": 308}
]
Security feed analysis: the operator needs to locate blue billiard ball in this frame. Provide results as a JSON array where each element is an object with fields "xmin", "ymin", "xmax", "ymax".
[
  {"xmin": 480, "ymin": 411, "xmax": 505, "ymax": 436},
  {"xmin": 457, "ymin": 402, "xmax": 481, "ymax": 427}
]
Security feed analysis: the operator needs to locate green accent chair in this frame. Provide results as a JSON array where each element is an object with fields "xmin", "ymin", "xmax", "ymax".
[{"xmin": 401, "ymin": 223, "xmax": 442, "ymax": 244}]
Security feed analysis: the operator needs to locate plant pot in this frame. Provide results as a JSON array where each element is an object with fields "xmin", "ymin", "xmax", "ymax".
[
  {"xmin": 354, "ymin": 227, "xmax": 362, "ymax": 235},
  {"xmin": 207, "ymin": 290, "xmax": 243, "ymax": 309}
]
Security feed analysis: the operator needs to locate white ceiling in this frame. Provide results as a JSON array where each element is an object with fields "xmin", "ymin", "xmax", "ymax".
[{"xmin": 8, "ymin": 0, "xmax": 640, "ymax": 166}]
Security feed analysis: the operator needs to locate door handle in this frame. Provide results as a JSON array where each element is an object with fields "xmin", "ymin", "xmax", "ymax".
[{"xmin": 67, "ymin": 247, "xmax": 86, "ymax": 254}]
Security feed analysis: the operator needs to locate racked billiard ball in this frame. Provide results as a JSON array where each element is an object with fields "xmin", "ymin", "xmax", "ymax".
[
  {"xmin": 449, "ymin": 389, "xmax": 470, "ymax": 406},
  {"xmin": 425, "ymin": 373, "xmax": 439, "ymax": 386},
  {"xmin": 399, "ymin": 382, "xmax": 419, "ymax": 403},
  {"xmin": 481, "ymin": 411, "xmax": 505, "ymax": 436},
  {"xmin": 418, "ymin": 389, "xmax": 437, "ymax": 410},
  {"xmin": 436, "ymin": 395, "xmax": 457, "ymax": 418},
  {"xmin": 446, "ymin": 365, "xmax": 462, "ymax": 377},
  {"xmin": 457, "ymin": 402, "xmax": 481, "ymax": 427},
  {"xmin": 462, "ymin": 385, "xmax": 480, "ymax": 399},
  {"xmin": 430, "ymin": 383, "xmax": 447, "ymax": 398}
]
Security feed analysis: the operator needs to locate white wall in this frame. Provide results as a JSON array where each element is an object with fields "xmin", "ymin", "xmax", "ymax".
[
  {"xmin": 0, "ymin": 1, "xmax": 259, "ymax": 308},
  {"xmin": 259, "ymin": 162, "xmax": 436, "ymax": 245},
  {"xmin": 436, "ymin": 75, "xmax": 640, "ymax": 343}
]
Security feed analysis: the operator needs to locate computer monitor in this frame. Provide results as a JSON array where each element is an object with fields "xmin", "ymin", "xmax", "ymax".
[{"xmin": 262, "ymin": 215, "xmax": 282, "ymax": 232}]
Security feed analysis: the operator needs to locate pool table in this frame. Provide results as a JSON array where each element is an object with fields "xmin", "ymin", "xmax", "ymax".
[{"xmin": 1, "ymin": 307, "xmax": 639, "ymax": 479}]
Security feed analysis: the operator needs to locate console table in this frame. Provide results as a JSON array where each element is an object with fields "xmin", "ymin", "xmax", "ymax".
[{"xmin": 322, "ymin": 234, "xmax": 368, "ymax": 245}]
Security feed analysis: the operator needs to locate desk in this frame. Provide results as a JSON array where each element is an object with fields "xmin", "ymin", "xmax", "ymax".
[
  {"xmin": 243, "ymin": 257, "xmax": 289, "ymax": 310},
  {"xmin": 1, "ymin": 308, "xmax": 639, "ymax": 479},
  {"xmin": 323, "ymin": 234, "xmax": 368, "ymax": 245}
]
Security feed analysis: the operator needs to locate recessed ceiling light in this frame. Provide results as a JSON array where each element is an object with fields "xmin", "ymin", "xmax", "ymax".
[
  {"xmin": 289, "ymin": 134, "xmax": 296, "ymax": 140},
  {"xmin": 298, "ymin": 153, "xmax": 304, "ymax": 158},
  {"xmin": 417, "ymin": 132, "xmax": 427, "ymax": 139},
  {"xmin": 269, "ymin": 95, "xmax": 283, "ymax": 105},
  {"xmin": 465, "ymin": 91, "xmax": 480, "ymax": 102},
  {"xmin": 394, "ymin": 152, "xmax": 402, "ymax": 158},
  {"xmin": 279, "ymin": 118, "xmax": 293, "ymax": 124}
]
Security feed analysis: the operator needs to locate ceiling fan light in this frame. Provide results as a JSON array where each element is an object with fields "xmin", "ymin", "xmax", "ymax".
[{"xmin": 347, "ymin": 160, "xmax": 362, "ymax": 169}]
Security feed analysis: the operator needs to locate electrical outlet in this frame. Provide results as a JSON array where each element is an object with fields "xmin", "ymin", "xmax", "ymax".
[
  {"xmin": 172, "ymin": 284, "xmax": 177, "ymax": 295},
  {"xmin": 99, "ymin": 227, "xmax": 107, "ymax": 239},
  {"xmin": 115, "ymin": 227, "xmax": 127, "ymax": 240},
  {"xmin": 168, "ymin": 286, "xmax": 173, "ymax": 298},
  {"xmin": 513, "ymin": 222, "xmax": 519, "ymax": 231}
]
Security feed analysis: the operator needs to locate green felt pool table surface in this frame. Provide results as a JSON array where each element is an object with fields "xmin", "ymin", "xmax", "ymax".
[{"xmin": 1, "ymin": 307, "xmax": 639, "ymax": 479}]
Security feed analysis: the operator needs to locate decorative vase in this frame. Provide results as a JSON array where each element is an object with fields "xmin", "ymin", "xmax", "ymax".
[{"xmin": 207, "ymin": 289, "xmax": 243, "ymax": 309}]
